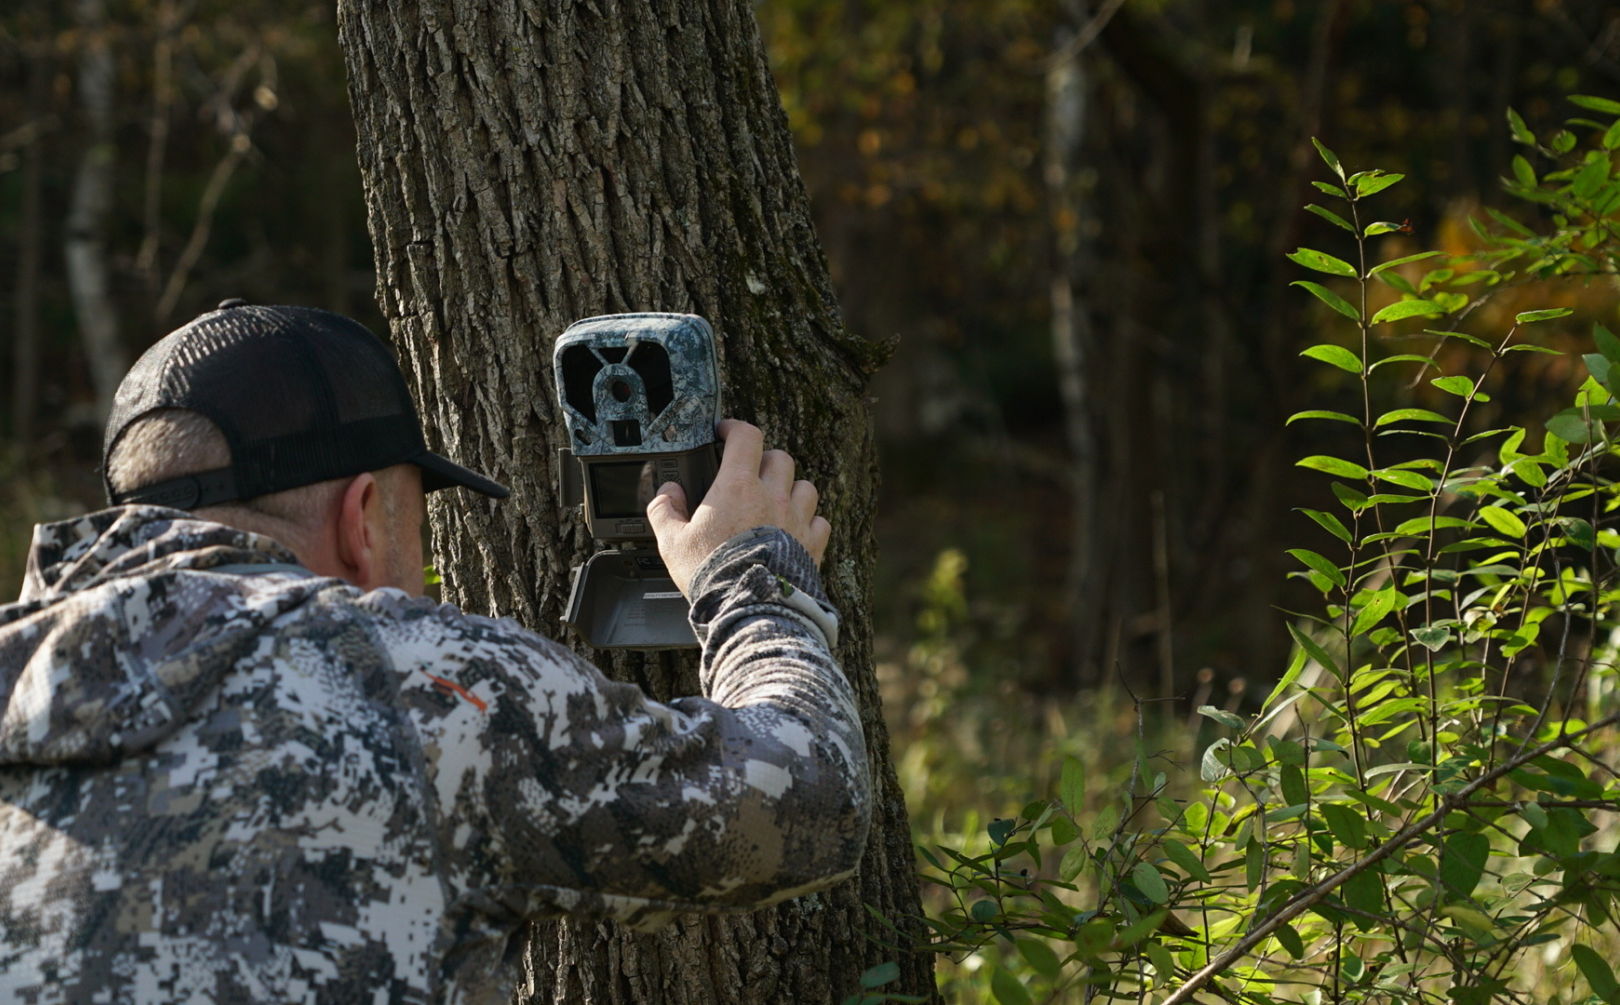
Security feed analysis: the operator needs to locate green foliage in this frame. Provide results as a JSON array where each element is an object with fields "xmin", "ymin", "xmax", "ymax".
[{"xmin": 893, "ymin": 95, "xmax": 1620, "ymax": 1002}]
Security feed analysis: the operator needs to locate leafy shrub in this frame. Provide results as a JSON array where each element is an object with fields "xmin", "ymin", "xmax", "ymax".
[{"xmin": 873, "ymin": 94, "xmax": 1620, "ymax": 1005}]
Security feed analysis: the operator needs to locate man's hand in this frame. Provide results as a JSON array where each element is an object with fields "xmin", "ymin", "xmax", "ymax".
[{"xmin": 647, "ymin": 419, "xmax": 831, "ymax": 598}]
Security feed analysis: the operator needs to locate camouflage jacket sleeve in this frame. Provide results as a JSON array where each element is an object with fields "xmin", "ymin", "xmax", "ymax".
[{"xmin": 368, "ymin": 527, "xmax": 870, "ymax": 932}]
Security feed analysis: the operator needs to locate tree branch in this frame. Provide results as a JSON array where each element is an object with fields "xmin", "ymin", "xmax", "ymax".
[{"xmin": 1162, "ymin": 710, "xmax": 1620, "ymax": 1005}]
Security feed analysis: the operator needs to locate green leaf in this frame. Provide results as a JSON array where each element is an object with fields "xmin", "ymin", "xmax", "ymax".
[
  {"xmin": 1371, "ymin": 299, "xmax": 1445, "ymax": 324},
  {"xmin": 1547, "ymin": 405, "xmax": 1620, "ymax": 444},
  {"xmin": 1144, "ymin": 939, "xmax": 1177, "ymax": 984},
  {"xmin": 1060, "ymin": 755, "xmax": 1085, "ymax": 812},
  {"xmin": 991, "ymin": 967, "xmax": 1034, "ymax": 1005},
  {"xmin": 1298, "ymin": 455, "xmax": 1369, "ymax": 480},
  {"xmin": 1319, "ymin": 804, "xmax": 1368, "ymax": 850},
  {"xmin": 1161, "ymin": 839, "xmax": 1212, "ymax": 883},
  {"xmin": 1287, "ymin": 409, "xmax": 1360, "ymax": 426},
  {"xmin": 1299, "ymin": 508, "xmax": 1352, "ymax": 543},
  {"xmin": 860, "ymin": 962, "xmax": 901, "ymax": 989},
  {"xmin": 988, "ymin": 818, "xmax": 1015, "ymax": 847},
  {"xmin": 1506, "ymin": 107, "xmax": 1535, "ymax": 146},
  {"xmin": 1312, "ymin": 180, "xmax": 1349, "ymax": 199},
  {"xmin": 1441, "ymin": 831, "xmax": 1489, "ymax": 899},
  {"xmin": 1280, "ymin": 763, "xmax": 1309, "ymax": 807},
  {"xmin": 1477, "ymin": 505, "xmax": 1527, "ymax": 539},
  {"xmin": 1412, "ymin": 624, "xmax": 1450, "ymax": 651},
  {"xmin": 1312, "ymin": 137, "xmax": 1345, "ymax": 179},
  {"xmin": 1342, "ymin": 869, "xmax": 1384, "ymax": 927},
  {"xmin": 1515, "ymin": 308, "xmax": 1574, "ymax": 323},
  {"xmin": 1596, "ymin": 323, "xmax": 1620, "ymax": 365},
  {"xmin": 1572, "ymin": 944, "xmax": 1620, "ymax": 1003},
  {"xmin": 1363, "ymin": 221, "xmax": 1402, "ymax": 236},
  {"xmin": 1300, "ymin": 343, "xmax": 1362, "ymax": 373},
  {"xmin": 1288, "ymin": 247, "xmax": 1358, "ymax": 278},
  {"xmin": 1049, "ymin": 815, "xmax": 1079, "ymax": 846},
  {"xmin": 1201, "ymin": 738, "xmax": 1232, "ymax": 782},
  {"xmin": 1375, "ymin": 407, "xmax": 1451, "ymax": 427},
  {"xmin": 1261, "ymin": 646, "xmax": 1309, "ymax": 713},
  {"xmin": 1351, "ymin": 585, "xmax": 1399, "ymax": 636},
  {"xmin": 1305, "ymin": 203, "xmax": 1354, "ymax": 232},
  {"xmin": 1369, "ymin": 250, "xmax": 1444, "ymax": 276},
  {"xmin": 1512, "ymin": 154, "xmax": 1537, "ymax": 188},
  {"xmin": 1015, "ymin": 939, "xmax": 1061, "ymax": 980},
  {"xmin": 971, "ymin": 899, "xmax": 999, "ymax": 923},
  {"xmin": 1425, "ymin": 329, "xmax": 1492, "ymax": 349},
  {"xmin": 1569, "ymin": 94, "xmax": 1620, "ymax": 116},
  {"xmin": 1197, "ymin": 705, "xmax": 1247, "ymax": 730},
  {"xmin": 1132, "ymin": 861, "xmax": 1170, "ymax": 905},
  {"xmin": 1288, "ymin": 548, "xmax": 1347, "ymax": 588},
  {"xmin": 1431, "ymin": 375, "xmax": 1475, "ymax": 398},
  {"xmin": 1374, "ymin": 467, "xmax": 1434, "ymax": 491},
  {"xmin": 1058, "ymin": 843, "xmax": 1088, "ymax": 882},
  {"xmin": 1275, "ymin": 923, "xmax": 1306, "ymax": 960},
  {"xmin": 1292, "ymin": 280, "xmax": 1360, "ymax": 320},
  {"xmin": 1353, "ymin": 171, "xmax": 1404, "ymax": 197},
  {"xmin": 1288, "ymin": 621, "xmax": 1342, "ymax": 680}
]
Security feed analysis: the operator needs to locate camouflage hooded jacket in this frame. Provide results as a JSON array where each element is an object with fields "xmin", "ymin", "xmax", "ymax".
[{"xmin": 0, "ymin": 506, "xmax": 869, "ymax": 1003}]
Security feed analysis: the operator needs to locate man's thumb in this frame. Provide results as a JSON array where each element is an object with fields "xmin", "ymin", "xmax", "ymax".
[{"xmin": 646, "ymin": 481, "xmax": 690, "ymax": 534}]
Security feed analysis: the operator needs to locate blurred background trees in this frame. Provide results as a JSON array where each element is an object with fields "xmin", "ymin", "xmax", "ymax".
[{"xmin": 3, "ymin": 0, "xmax": 1619, "ymax": 703}]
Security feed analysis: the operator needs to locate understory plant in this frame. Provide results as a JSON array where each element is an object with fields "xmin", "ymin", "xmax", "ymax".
[{"xmin": 860, "ymin": 94, "xmax": 1620, "ymax": 1004}]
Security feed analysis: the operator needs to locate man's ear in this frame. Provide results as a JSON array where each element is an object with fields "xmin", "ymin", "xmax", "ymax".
[{"xmin": 334, "ymin": 472, "xmax": 382, "ymax": 589}]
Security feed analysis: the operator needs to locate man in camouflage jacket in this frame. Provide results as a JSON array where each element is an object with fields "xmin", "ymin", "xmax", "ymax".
[{"xmin": 0, "ymin": 304, "xmax": 870, "ymax": 1003}]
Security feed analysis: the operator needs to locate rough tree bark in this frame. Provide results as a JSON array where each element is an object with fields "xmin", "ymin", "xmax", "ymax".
[{"xmin": 335, "ymin": 1, "xmax": 930, "ymax": 1002}]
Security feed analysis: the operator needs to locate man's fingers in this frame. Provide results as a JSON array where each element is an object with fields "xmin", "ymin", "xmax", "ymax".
[
  {"xmin": 790, "ymin": 479, "xmax": 819, "ymax": 521},
  {"xmin": 715, "ymin": 419, "xmax": 764, "ymax": 482},
  {"xmin": 646, "ymin": 481, "xmax": 690, "ymax": 535},
  {"xmin": 760, "ymin": 449, "xmax": 795, "ymax": 496},
  {"xmin": 806, "ymin": 516, "xmax": 832, "ymax": 565}
]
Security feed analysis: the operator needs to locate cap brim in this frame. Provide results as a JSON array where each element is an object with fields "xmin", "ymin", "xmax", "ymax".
[{"xmin": 414, "ymin": 451, "xmax": 510, "ymax": 499}]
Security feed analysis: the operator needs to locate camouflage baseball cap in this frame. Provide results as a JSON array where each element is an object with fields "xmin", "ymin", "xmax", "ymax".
[{"xmin": 103, "ymin": 300, "xmax": 509, "ymax": 509}]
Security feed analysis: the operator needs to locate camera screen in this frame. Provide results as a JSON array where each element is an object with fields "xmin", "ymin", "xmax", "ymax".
[{"xmin": 589, "ymin": 461, "xmax": 657, "ymax": 518}]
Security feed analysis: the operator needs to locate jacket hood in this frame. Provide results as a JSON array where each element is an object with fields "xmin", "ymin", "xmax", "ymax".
[{"xmin": 0, "ymin": 506, "xmax": 317, "ymax": 767}]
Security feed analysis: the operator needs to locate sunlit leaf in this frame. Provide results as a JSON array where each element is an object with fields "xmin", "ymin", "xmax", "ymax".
[
  {"xmin": 1515, "ymin": 307, "xmax": 1574, "ymax": 323},
  {"xmin": 1431, "ymin": 375, "xmax": 1475, "ymax": 397},
  {"xmin": 1375, "ymin": 407, "xmax": 1451, "ymax": 426},
  {"xmin": 1292, "ymin": 280, "xmax": 1360, "ymax": 320},
  {"xmin": 1288, "ymin": 247, "xmax": 1358, "ymax": 278},
  {"xmin": 1300, "ymin": 343, "xmax": 1362, "ymax": 372},
  {"xmin": 1288, "ymin": 409, "xmax": 1361, "ymax": 426},
  {"xmin": 1298, "ymin": 455, "xmax": 1369, "ymax": 479},
  {"xmin": 1569, "ymin": 94, "xmax": 1620, "ymax": 116},
  {"xmin": 1305, "ymin": 203, "xmax": 1355, "ymax": 232},
  {"xmin": 1371, "ymin": 299, "xmax": 1445, "ymax": 324},
  {"xmin": 1353, "ymin": 171, "xmax": 1404, "ymax": 197},
  {"xmin": 1477, "ymin": 506, "xmax": 1527, "ymax": 539},
  {"xmin": 1312, "ymin": 137, "xmax": 1345, "ymax": 179}
]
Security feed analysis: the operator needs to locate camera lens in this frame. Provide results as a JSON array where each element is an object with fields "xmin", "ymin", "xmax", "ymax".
[{"xmin": 611, "ymin": 379, "xmax": 633, "ymax": 402}]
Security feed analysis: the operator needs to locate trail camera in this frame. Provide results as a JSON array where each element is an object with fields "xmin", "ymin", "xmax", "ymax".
[{"xmin": 554, "ymin": 313, "xmax": 721, "ymax": 649}]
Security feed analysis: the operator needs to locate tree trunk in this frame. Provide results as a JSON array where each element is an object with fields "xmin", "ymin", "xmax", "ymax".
[
  {"xmin": 10, "ymin": 21, "xmax": 50, "ymax": 445},
  {"xmin": 1045, "ymin": 0, "xmax": 1102, "ymax": 683},
  {"xmin": 64, "ymin": 0, "xmax": 126, "ymax": 426},
  {"xmin": 335, "ymin": 2, "xmax": 930, "ymax": 1002}
]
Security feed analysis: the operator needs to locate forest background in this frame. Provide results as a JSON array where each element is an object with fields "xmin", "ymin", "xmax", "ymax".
[{"xmin": 4, "ymin": 0, "xmax": 1620, "ymax": 1000}]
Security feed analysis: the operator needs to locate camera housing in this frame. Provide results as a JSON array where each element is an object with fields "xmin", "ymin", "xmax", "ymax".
[{"xmin": 554, "ymin": 313, "xmax": 720, "ymax": 648}]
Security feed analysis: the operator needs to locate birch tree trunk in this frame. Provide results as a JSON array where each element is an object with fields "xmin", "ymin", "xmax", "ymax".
[
  {"xmin": 65, "ymin": 0, "xmax": 126, "ymax": 425},
  {"xmin": 335, "ymin": 1, "xmax": 931, "ymax": 1002}
]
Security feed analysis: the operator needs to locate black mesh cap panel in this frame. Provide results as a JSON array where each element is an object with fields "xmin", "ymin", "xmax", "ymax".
[{"xmin": 103, "ymin": 302, "xmax": 509, "ymax": 508}]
